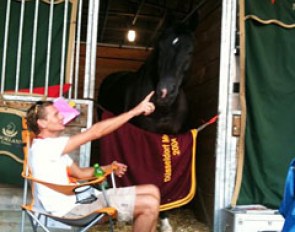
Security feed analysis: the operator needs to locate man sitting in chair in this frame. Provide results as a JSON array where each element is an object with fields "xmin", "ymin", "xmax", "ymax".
[{"xmin": 26, "ymin": 91, "xmax": 160, "ymax": 232}]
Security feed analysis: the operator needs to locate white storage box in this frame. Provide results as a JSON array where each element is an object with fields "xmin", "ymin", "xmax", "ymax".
[{"xmin": 223, "ymin": 206, "xmax": 284, "ymax": 232}]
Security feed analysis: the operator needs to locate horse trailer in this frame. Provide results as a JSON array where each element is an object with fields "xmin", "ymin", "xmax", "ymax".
[{"xmin": 0, "ymin": 0, "xmax": 290, "ymax": 231}]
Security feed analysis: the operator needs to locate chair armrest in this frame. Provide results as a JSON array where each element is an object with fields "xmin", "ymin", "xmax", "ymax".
[{"xmin": 22, "ymin": 172, "xmax": 109, "ymax": 195}]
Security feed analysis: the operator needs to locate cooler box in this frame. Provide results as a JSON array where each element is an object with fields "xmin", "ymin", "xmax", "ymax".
[{"xmin": 223, "ymin": 206, "xmax": 284, "ymax": 232}]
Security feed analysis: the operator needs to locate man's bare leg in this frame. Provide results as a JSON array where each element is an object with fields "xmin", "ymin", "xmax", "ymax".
[{"xmin": 133, "ymin": 184, "xmax": 160, "ymax": 232}]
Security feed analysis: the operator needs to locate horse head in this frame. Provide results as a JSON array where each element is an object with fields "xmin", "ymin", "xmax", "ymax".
[
  {"xmin": 151, "ymin": 11, "xmax": 198, "ymax": 108},
  {"xmin": 97, "ymin": 10, "xmax": 199, "ymax": 134}
]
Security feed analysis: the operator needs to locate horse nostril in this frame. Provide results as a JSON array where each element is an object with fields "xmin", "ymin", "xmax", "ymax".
[{"xmin": 161, "ymin": 88, "xmax": 168, "ymax": 98}]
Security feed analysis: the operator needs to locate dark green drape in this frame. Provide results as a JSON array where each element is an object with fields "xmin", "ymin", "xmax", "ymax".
[
  {"xmin": 0, "ymin": 110, "xmax": 25, "ymax": 186},
  {"xmin": 0, "ymin": 0, "xmax": 71, "ymax": 91},
  {"xmin": 238, "ymin": 0, "xmax": 295, "ymax": 208}
]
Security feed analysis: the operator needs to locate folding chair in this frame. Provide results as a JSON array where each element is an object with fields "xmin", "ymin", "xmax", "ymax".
[{"xmin": 20, "ymin": 114, "xmax": 118, "ymax": 232}]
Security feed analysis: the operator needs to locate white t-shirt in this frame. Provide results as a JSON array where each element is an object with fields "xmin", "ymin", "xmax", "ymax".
[{"xmin": 29, "ymin": 136, "xmax": 77, "ymax": 216}]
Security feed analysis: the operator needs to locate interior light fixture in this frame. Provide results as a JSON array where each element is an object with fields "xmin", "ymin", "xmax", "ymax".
[{"xmin": 127, "ymin": 29, "xmax": 136, "ymax": 42}]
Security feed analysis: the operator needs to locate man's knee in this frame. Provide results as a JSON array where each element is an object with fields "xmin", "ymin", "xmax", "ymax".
[
  {"xmin": 149, "ymin": 184, "xmax": 161, "ymax": 201},
  {"xmin": 136, "ymin": 193, "xmax": 159, "ymax": 216},
  {"xmin": 134, "ymin": 184, "xmax": 160, "ymax": 216},
  {"xmin": 144, "ymin": 194, "xmax": 160, "ymax": 215}
]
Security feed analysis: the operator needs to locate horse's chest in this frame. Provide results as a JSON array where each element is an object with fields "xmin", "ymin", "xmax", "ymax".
[{"xmin": 147, "ymin": 111, "xmax": 184, "ymax": 133}]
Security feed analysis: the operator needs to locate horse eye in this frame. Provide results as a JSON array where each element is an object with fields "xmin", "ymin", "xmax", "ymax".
[{"xmin": 172, "ymin": 37, "xmax": 179, "ymax": 45}]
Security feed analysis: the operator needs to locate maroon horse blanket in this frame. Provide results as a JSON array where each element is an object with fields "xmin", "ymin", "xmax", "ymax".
[{"xmin": 98, "ymin": 111, "xmax": 197, "ymax": 210}]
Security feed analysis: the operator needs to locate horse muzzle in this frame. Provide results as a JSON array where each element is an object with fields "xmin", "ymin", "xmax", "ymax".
[{"xmin": 155, "ymin": 92, "xmax": 176, "ymax": 107}]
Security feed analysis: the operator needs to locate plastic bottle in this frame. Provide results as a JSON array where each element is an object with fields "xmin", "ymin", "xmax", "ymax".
[
  {"xmin": 93, "ymin": 163, "xmax": 104, "ymax": 177},
  {"xmin": 93, "ymin": 163, "xmax": 108, "ymax": 189}
]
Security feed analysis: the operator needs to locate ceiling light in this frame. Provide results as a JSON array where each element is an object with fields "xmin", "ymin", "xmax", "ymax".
[{"xmin": 127, "ymin": 29, "xmax": 136, "ymax": 42}]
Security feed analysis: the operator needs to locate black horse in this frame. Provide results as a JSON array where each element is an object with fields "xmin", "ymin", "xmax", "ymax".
[
  {"xmin": 97, "ymin": 12, "xmax": 198, "ymax": 232},
  {"xmin": 98, "ymin": 12, "xmax": 198, "ymax": 135}
]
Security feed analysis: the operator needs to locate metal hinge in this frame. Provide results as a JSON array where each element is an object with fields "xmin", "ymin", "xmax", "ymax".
[{"xmin": 232, "ymin": 114, "xmax": 241, "ymax": 137}]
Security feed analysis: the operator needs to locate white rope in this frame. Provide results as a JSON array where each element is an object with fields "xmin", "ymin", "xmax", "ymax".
[
  {"xmin": 0, "ymin": 152, "xmax": 23, "ymax": 164},
  {"xmin": 245, "ymin": 14, "xmax": 295, "ymax": 29}
]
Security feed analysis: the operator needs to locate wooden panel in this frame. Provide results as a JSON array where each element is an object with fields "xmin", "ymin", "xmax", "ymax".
[
  {"xmin": 79, "ymin": 44, "xmax": 150, "ymax": 61},
  {"xmin": 77, "ymin": 45, "xmax": 150, "ymax": 99},
  {"xmin": 185, "ymin": 3, "xmax": 221, "ymax": 226}
]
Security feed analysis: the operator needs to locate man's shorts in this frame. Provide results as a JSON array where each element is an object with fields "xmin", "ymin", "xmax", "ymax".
[{"xmin": 65, "ymin": 186, "xmax": 136, "ymax": 222}]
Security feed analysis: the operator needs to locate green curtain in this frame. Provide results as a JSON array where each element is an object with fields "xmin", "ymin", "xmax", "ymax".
[
  {"xmin": 0, "ymin": 110, "xmax": 25, "ymax": 186},
  {"xmin": 0, "ymin": 0, "xmax": 72, "ymax": 91},
  {"xmin": 238, "ymin": 0, "xmax": 295, "ymax": 208}
]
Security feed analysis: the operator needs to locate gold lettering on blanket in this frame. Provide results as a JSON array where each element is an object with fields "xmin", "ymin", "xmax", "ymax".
[
  {"xmin": 171, "ymin": 138, "xmax": 180, "ymax": 156},
  {"xmin": 162, "ymin": 143, "xmax": 171, "ymax": 182},
  {"xmin": 161, "ymin": 135, "xmax": 181, "ymax": 182}
]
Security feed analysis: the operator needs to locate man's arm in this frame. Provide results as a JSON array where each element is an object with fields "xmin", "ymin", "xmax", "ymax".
[
  {"xmin": 69, "ymin": 161, "xmax": 127, "ymax": 179},
  {"xmin": 63, "ymin": 91, "xmax": 155, "ymax": 154}
]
